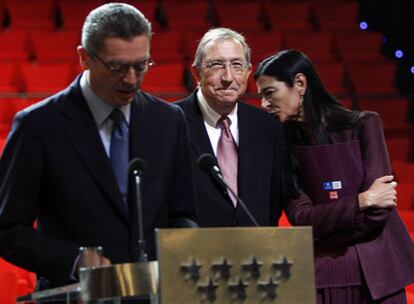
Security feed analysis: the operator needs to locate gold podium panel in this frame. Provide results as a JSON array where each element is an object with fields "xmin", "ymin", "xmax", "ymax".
[{"xmin": 156, "ymin": 227, "xmax": 315, "ymax": 304}]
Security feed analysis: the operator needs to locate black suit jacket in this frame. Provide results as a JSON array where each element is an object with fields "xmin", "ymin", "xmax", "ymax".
[
  {"xmin": 0, "ymin": 76, "xmax": 196, "ymax": 288},
  {"xmin": 176, "ymin": 91, "xmax": 283, "ymax": 227}
]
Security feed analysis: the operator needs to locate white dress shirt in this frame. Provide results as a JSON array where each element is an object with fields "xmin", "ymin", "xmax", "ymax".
[{"xmin": 196, "ymin": 89, "xmax": 239, "ymax": 155}]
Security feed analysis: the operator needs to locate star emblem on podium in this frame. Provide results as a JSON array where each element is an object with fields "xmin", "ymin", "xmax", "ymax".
[
  {"xmin": 197, "ymin": 277, "xmax": 219, "ymax": 302},
  {"xmin": 241, "ymin": 256, "xmax": 263, "ymax": 279},
  {"xmin": 228, "ymin": 276, "xmax": 249, "ymax": 300},
  {"xmin": 272, "ymin": 255, "xmax": 293, "ymax": 280},
  {"xmin": 180, "ymin": 257, "xmax": 202, "ymax": 281},
  {"xmin": 211, "ymin": 256, "xmax": 233, "ymax": 280},
  {"xmin": 257, "ymin": 276, "xmax": 279, "ymax": 300}
]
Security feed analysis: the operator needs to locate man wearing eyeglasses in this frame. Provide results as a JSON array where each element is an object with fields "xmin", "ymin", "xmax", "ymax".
[
  {"xmin": 0, "ymin": 3, "xmax": 197, "ymax": 290},
  {"xmin": 176, "ymin": 28, "xmax": 284, "ymax": 228}
]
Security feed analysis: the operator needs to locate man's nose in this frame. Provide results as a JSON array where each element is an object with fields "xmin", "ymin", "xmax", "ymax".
[{"xmin": 122, "ymin": 66, "xmax": 140, "ymax": 84}]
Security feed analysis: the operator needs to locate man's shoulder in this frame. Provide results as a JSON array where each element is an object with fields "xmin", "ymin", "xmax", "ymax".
[
  {"xmin": 138, "ymin": 91, "xmax": 186, "ymax": 123},
  {"xmin": 239, "ymin": 102, "xmax": 279, "ymax": 125},
  {"xmin": 174, "ymin": 93, "xmax": 195, "ymax": 111}
]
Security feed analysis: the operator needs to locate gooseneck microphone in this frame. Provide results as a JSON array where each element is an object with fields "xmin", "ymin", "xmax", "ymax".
[
  {"xmin": 128, "ymin": 158, "xmax": 148, "ymax": 262},
  {"xmin": 197, "ymin": 153, "xmax": 260, "ymax": 227}
]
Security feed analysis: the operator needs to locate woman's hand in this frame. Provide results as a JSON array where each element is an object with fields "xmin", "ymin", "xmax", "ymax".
[{"xmin": 358, "ymin": 175, "xmax": 397, "ymax": 211}]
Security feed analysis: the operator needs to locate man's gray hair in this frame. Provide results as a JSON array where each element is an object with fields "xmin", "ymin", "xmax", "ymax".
[
  {"xmin": 81, "ymin": 2, "xmax": 152, "ymax": 54},
  {"xmin": 192, "ymin": 27, "xmax": 251, "ymax": 68}
]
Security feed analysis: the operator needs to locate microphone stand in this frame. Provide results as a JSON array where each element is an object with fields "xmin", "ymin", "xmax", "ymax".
[
  {"xmin": 198, "ymin": 153, "xmax": 260, "ymax": 228},
  {"xmin": 132, "ymin": 171, "xmax": 148, "ymax": 262},
  {"xmin": 210, "ymin": 163, "xmax": 260, "ymax": 227},
  {"xmin": 225, "ymin": 181, "xmax": 260, "ymax": 227}
]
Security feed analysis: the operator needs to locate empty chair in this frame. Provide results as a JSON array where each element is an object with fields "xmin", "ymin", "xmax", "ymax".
[
  {"xmin": 335, "ymin": 31, "xmax": 385, "ymax": 64},
  {"xmin": 162, "ymin": 0, "xmax": 212, "ymax": 32},
  {"xmin": 347, "ymin": 62, "xmax": 398, "ymax": 97},
  {"xmin": 215, "ymin": 1, "xmax": 265, "ymax": 32},
  {"xmin": 285, "ymin": 32, "xmax": 336, "ymax": 63},
  {"xmin": 0, "ymin": 1, "xmax": 4, "ymax": 27},
  {"xmin": 123, "ymin": 0, "xmax": 157, "ymax": 21},
  {"xmin": 142, "ymin": 62, "xmax": 188, "ymax": 93},
  {"xmin": 387, "ymin": 137, "xmax": 413, "ymax": 162},
  {"xmin": 151, "ymin": 31, "xmax": 184, "ymax": 63},
  {"xmin": 316, "ymin": 62, "xmax": 347, "ymax": 96},
  {"xmin": 0, "ymin": 63, "xmax": 19, "ymax": 93},
  {"xmin": 398, "ymin": 210, "xmax": 414, "ymax": 233},
  {"xmin": 392, "ymin": 160, "xmax": 414, "ymax": 183},
  {"xmin": 0, "ymin": 134, "xmax": 7, "ymax": 154},
  {"xmin": 341, "ymin": 98, "xmax": 353, "ymax": 109},
  {"xmin": 182, "ymin": 31, "xmax": 206, "ymax": 62},
  {"xmin": 358, "ymin": 98, "xmax": 410, "ymax": 126},
  {"xmin": 265, "ymin": 2, "xmax": 312, "ymax": 32},
  {"xmin": 0, "ymin": 258, "xmax": 36, "ymax": 304},
  {"xmin": 278, "ymin": 211, "xmax": 292, "ymax": 227},
  {"xmin": 58, "ymin": 0, "xmax": 104, "ymax": 31},
  {"xmin": 121, "ymin": 0, "xmax": 159, "ymax": 31},
  {"xmin": 19, "ymin": 62, "xmax": 73, "ymax": 94},
  {"xmin": 0, "ymin": 98, "xmax": 17, "ymax": 126},
  {"xmin": 314, "ymin": 2, "xmax": 360, "ymax": 31},
  {"xmin": 245, "ymin": 31, "xmax": 283, "ymax": 65},
  {"xmin": 28, "ymin": 29, "xmax": 80, "ymax": 63},
  {"xmin": 0, "ymin": 29, "xmax": 29, "ymax": 62},
  {"xmin": 396, "ymin": 183, "xmax": 414, "ymax": 210},
  {"xmin": 0, "ymin": 266, "xmax": 17, "ymax": 304},
  {"xmin": 10, "ymin": 98, "xmax": 41, "ymax": 113},
  {"xmin": 242, "ymin": 97, "xmax": 261, "ymax": 108},
  {"xmin": 5, "ymin": 0, "xmax": 57, "ymax": 30}
]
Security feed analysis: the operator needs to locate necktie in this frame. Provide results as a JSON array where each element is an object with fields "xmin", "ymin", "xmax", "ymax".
[
  {"xmin": 109, "ymin": 109, "xmax": 129, "ymax": 210},
  {"xmin": 216, "ymin": 116, "xmax": 238, "ymax": 206}
]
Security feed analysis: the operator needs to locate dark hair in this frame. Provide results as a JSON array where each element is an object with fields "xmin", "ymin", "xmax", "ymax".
[
  {"xmin": 81, "ymin": 3, "xmax": 152, "ymax": 54},
  {"xmin": 255, "ymin": 50, "xmax": 360, "ymax": 200}
]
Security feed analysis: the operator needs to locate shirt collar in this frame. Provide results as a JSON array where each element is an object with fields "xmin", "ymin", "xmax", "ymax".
[
  {"xmin": 80, "ymin": 71, "xmax": 131, "ymax": 127},
  {"xmin": 196, "ymin": 89, "xmax": 238, "ymax": 128}
]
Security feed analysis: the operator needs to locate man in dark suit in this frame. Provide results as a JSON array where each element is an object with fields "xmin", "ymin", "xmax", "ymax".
[
  {"xmin": 176, "ymin": 28, "xmax": 283, "ymax": 227},
  {"xmin": 0, "ymin": 3, "xmax": 196, "ymax": 290}
]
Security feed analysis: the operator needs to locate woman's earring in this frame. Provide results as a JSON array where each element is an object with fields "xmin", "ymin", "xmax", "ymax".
[{"xmin": 295, "ymin": 94, "xmax": 304, "ymax": 119}]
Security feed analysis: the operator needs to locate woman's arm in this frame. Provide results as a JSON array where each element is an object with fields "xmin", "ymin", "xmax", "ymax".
[{"xmin": 285, "ymin": 112, "xmax": 395, "ymax": 244}]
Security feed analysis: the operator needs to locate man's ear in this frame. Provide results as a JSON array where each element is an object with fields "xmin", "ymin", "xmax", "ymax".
[
  {"xmin": 77, "ymin": 45, "xmax": 90, "ymax": 70},
  {"xmin": 191, "ymin": 65, "xmax": 201, "ymax": 86}
]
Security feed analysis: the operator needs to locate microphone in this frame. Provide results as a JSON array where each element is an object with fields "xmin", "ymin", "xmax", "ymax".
[
  {"xmin": 128, "ymin": 158, "xmax": 148, "ymax": 262},
  {"xmin": 197, "ymin": 153, "xmax": 259, "ymax": 227},
  {"xmin": 129, "ymin": 158, "xmax": 147, "ymax": 177}
]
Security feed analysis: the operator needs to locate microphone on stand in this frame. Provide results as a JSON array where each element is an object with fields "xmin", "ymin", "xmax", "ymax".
[
  {"xmin": 197, "ymin": 153, "xmax": 260, "ymax": 227},
  {"xmin": 128, "ymin": 158, "xmax": 148, "ymax": 262}
]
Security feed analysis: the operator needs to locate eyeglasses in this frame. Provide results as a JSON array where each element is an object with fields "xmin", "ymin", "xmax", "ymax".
[
  {"xmin": 89, "ymin": 52, "xmax": 154, "ymax": 75},
  {"xmin": 203, "ymin": 60, "xmax": 248, "ymax": 74}
]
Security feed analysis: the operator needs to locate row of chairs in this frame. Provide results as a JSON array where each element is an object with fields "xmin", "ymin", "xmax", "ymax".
[
  {"xmin": 0, "ymin": 59, "xmax": 399, "ymax": 97},
  {"xmin": 0, "ymin": 96, "xmax": 412, "ymax": 158},
  {"xmin": 0, "ymin": 28, "xmax": 385, "ymax": 65},
  {"xmin": 0, "ymin": 0, "xmax": 360, "ymax": 33}
]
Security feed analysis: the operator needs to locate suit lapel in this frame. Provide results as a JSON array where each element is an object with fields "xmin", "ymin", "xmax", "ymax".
[
  {"xmin": 183, "ymin": 92, "xmax": 215, "ymax": 157},
  {"xmin": 60, "ymin": 79, "xmax": 129, "ymax": 223},
  {"xmin": 236, "ymin": 103, "xmax": 255, "ymax": 210}
]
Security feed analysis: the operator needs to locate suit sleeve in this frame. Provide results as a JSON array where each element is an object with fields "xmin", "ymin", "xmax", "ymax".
[
  {"xmin": 285, "ymin": 113, "xmax": 393, "ymax": 246},
  {"xmin": 167, "ymin": 106, "xmax": 198, "ymax": 227},
  {"xmin": 0, "ymin": 111, "xmax": 79, "ymax": 286}
]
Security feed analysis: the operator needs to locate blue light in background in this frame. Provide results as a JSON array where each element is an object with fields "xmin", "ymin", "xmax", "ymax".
[
  {"xmin": 395, "ymin": 50, "xmax": 404, "ymax": 58},
  {"xmin": 410, "ymin": 66, "xmax": 414, "ymax": 74},
  {"xmin": 359, "ymin": 21, "xmax": 368, "ymax": 30}
]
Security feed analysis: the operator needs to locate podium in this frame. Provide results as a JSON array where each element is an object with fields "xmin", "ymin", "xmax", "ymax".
[{"xmin": 17, "ymin": 227, "xmax": 315, "ymax": 303}]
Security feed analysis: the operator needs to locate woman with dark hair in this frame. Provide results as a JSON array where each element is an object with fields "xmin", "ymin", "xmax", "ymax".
[{"xmin": 255, "ymin": 49, "xmax": 414, "ymax": 304}]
